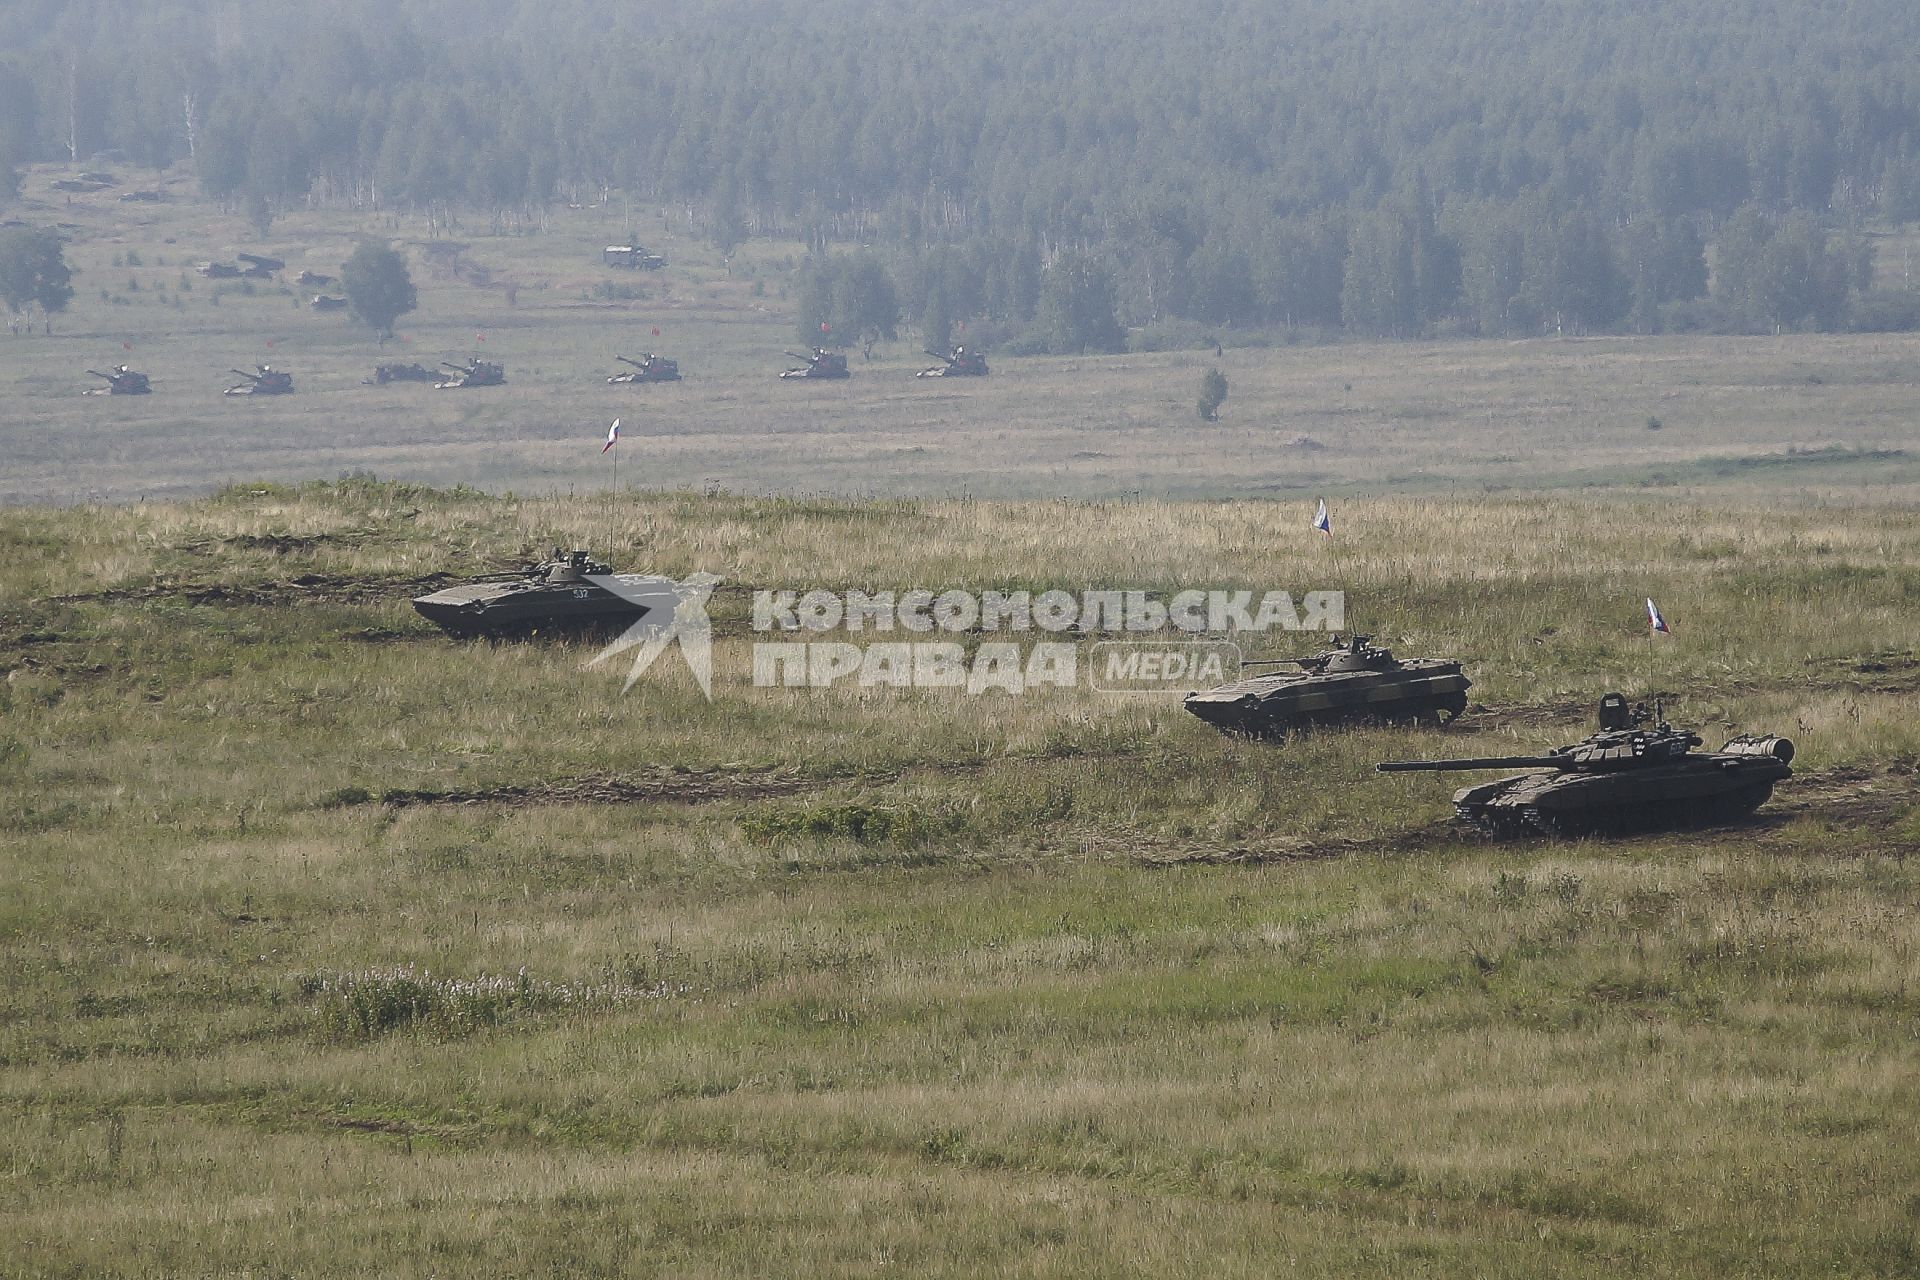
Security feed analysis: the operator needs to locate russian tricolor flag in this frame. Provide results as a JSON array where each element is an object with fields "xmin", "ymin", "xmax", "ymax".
[
  {"xmin": 1312, "ymin": 498, "xmax": 1332, "ymax": 537},
  {"xmin": 602, "ymin": 418, "xmax": 621, "ymax": 453},
  {"xmin": 1646, "ymin": 597, "xmax": 1670, "ymax": 635}
]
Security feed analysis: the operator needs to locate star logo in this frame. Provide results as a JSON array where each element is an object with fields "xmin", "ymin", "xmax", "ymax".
[{"xmin": 583, "ymin": 571, "xmax": 723, "ymax": 697}]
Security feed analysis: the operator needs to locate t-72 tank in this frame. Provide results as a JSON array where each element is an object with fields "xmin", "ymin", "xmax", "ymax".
[
  {"xmin": 85, "ymin": 365, "xmax": 150, "ymax": 395},
  {"xmin": 224, "ymin": 365, "xmax": 294, "ymax": 395},
  {"xmin": 1376, "ymin": 693, "xmax": 1794, "ymax": 837},
  {"xmin": 436, "ymin": 358, "xmax": 505, "ymax": 389},
  {"xmin": 412, "ymin": 549, "xmax": 681, "ymax": 640},
  {"xmin": 780, "ymin": 348, "xmax": 849, "ymax": 379},
  {"xmin": 1184, "ymin": 634, "xmax": 1469, "ymax": 738},
  {"xmin": 917, "ymin": 346, "xmax": 988, "ymax": 377},
  {"xmin": 608, "ymin": 353, "xmax": 681, "ymax": 383}
]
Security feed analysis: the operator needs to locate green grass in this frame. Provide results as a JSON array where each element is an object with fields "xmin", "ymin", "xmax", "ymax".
[{"xmin": 2, "ymin": 483, "xmax": 1919, "ymax": 1274}]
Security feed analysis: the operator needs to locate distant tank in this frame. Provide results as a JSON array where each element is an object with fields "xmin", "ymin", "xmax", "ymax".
[
  {"xmin": 1376, "ymin": 693, "xmax": 1794, "ymax": 837},
  {"xmin": 608, "ymin": 353, "xmax": 681, "ymax": 384},
  {"xmin": 412, "ymin": 549, "xmax": 680, "ymax": 640},
  {"xmin": 917, "ymin": 346, "xmax": 988, "ymax": 377},
  {"xmin": 603, "ymin": 245, "xmax": 666, "ymax": 270},
  {"xmin": 84, "ymin": 365, "xmax": 150, "ymax": 395},
  {"xmin": 224, "ymin": 365, "xmax": 294, "ymax": 396},
  {"xmin": 296, "ymin": 270, "xmax": 335, "ymax": 288},
  {"xmin": 364, "ymin": 362, "xmax": 438, "ymax": 386},
  {"xmin": 197, "ymin": 261, "xmax": 242, "ymax": 279},
  {"xmin": 780, "ymin": 348, "xmax": 849, "ymax": 379},
  {"xmin": 309, "ymin": 294, "xmax": 348, "ymax": 311},
  {"xmin": 237, "ymin": 253, "xmax": 284, "ymax": 277},
  {"xmin": 1184, "ymin": 633, "xmax": 1469, "ymax": 738},
  {"xmin": 436, "ymin": 358, "xmax": 505, "ymax": 389}
]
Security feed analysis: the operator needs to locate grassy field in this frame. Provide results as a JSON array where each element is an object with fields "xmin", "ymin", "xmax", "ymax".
[
  {"xmin": 5, "ymin": 162, "xmax": 1920, "ymax": 505},
  {"xmin": 6, "ymin": 168, "xmax": 1920, "ymax": 1274},
  {"xmin": 3, "ymin": 480, "xmax": 1919, "ymax": 1275}
]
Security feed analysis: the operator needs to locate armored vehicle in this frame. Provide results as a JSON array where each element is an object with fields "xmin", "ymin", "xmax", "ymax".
[
  {"xmin": 608, "ymin": 353, "xmax": 681, "ymax": 384},
  {"xmin": 237, "ymin": 253, "xmax": 284, "ymax": 276},
  {"xmin": 1376, "ymin": 693, "xmax": 1794, "ymax": 837},
  {"xmin": 917, "ymin": 346, "xmax": 988, "ymax": 377},
  {"xmin": 436, "ymin": 358, "xmax": 506, "ymax": 389},
  {"xmin": 780, "ymin": 348, "xmax": 850, "ymax": 379},
  {"xmin": 296, "ymin": 270, "xmax": 335, "ymax": 287},
  {"xmin": 412, "ymin": 549, "xmax": 679, "ymax": 640},
  {"xmin": 85, "ymin": 365, "xmax": 151, "ymax": 395},
  {"xmin": 603, "ymin": 245, "xmax": 667, "ymax": 270},
  {"xmin": 197, "ymin": 261, "xmax": 242, "ymax": 279},
  {"xmin": 1184, "ymin": 634, "xmax": 1469, "ymax": 738},
  {"xmin": 365, "ymin": 362, "xmax": 438, "ymax": 386},
  {"xmin": 309, "ymin": 294, "xmax": 348, "ymax": 311},
  {"xmin": 224, "ymin": 365, "xmax": 294, "ymax": 396}
]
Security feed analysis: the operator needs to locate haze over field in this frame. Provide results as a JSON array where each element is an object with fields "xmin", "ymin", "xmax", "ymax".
[{"xmin": 5, "ymin": 4, "xmax": 1920, "ymax": 1277}]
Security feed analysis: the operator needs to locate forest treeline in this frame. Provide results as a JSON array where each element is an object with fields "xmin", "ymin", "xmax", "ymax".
[{"xmin": 5, "ymin": 0, "xmax": 1920, "ymax": 343}]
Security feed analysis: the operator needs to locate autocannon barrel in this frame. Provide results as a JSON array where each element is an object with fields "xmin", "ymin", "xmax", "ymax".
[{"xmin": 1375, "ymin": 755, "xmax": 1568, "ymax": 773}]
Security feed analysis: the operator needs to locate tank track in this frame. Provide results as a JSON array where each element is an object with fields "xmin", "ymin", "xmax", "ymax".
[{"xmin": 1459, "ymin": 781, "xmax": 1776, "ymax": 840}]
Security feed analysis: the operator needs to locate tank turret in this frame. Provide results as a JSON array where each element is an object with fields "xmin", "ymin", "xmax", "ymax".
[{"xmin": 1376, "ymin": 694, "xmax": 1794, "ymax": 837}]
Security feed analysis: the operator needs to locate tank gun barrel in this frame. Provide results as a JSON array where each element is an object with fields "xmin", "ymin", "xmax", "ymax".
[
  {"xmin": 617, "ymin": 355, "xmax": 645, "ymax": 368},
  {"xmin": 1376, "ymin": 755, "xmax": 1568, "ymax": 773},
  {"xmin": 784, "ymin": 351, "xmax": 811, "ymax": 362},
  {"xmin": 229, "ymin": 368, "xmax": 258, "ymax": 380},
  {"xmin": 87, "ymin": 369, "xmax": 113, "ymax": 379}
]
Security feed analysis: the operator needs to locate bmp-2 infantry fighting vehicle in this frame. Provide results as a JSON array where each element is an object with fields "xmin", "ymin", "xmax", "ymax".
[
  {"xmin": 1376, "ymin": 693, "xmax": 1795, "ymax": 837},
  {"xmin": 365, "ymin": 362, "xmax": 439, "ymax": 385},
  {"xmin": 224, "ymin": 365, "xmax": 294, "ymax": 396},
  {"xmin": 917, "ymin": 346, "xmax": 988, "ymax": 377},
  {"xmin": 1184, "ymin": 634, "xmax": 1470, "ymax": 739},
  {"xmin": 780, "ymin": 348, "xmax": 850, "ymax": 379},
  {"xmin": 436, "ymin": 358, "xmax": 505, "ymax": 389},
  {"xmin": 608, "ymin": 353, "xmax": 681, "ymax": 384},
  {"xmin": 412, "ymin": 549, "xmax": 679, "ymax": 640},
  {"xmin": 84, "ymin": 365, "xmax": 151, "ymax": 395}
]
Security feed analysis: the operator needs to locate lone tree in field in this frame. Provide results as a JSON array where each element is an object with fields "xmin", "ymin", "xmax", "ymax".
[
  {"xmin": 1197, "ymin": 367, "xmax": 1229, "ymax": 421},
  {"xmin": 340, "ymin": 240, "xmax": 416, "ymax": 340},
  {"xmin": 0, "ymin": 226, "xmax": 75, "ymax": 332}
]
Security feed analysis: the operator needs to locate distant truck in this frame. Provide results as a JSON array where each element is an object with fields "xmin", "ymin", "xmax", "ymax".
[{"xmin": 603, "ymin": 245, "xmax": 666, "ymax": 270}]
